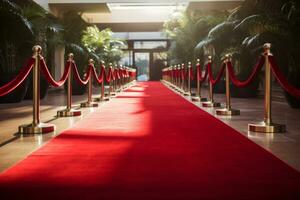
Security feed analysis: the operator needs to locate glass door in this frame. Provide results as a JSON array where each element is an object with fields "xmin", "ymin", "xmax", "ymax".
[{"xmin": 134, "ymin": 52, "xmax": 150, "ymax": 81}]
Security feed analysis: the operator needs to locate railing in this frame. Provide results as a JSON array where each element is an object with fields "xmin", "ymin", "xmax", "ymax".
[
  {"xmin": 0, "ymin": 45, "xmax": 136, "ymax": 135},
  {"xmin": 162, "ymin": 43, "xmax": 300, "ymax": 133}
]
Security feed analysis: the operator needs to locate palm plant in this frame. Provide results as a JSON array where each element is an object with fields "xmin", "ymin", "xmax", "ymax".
[
  {"xmin": 194, "ymin": 0, "xmax": 300, "ymax": 103},
  {"xmin": 81, "ymin": 26, "xmax": 125, "ymax": 65},
  {"xmin": 0, "ymin": 0, "xmax": 34, "ymax": 73},
  {"xmin": 164, "ymin": 10, "xmax": 226, "ymax": 64}
]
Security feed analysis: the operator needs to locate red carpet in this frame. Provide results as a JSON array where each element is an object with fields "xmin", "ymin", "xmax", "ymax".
[{"xmin": 0, "ymin": 82, "xmax": 300, "ymax": 199}]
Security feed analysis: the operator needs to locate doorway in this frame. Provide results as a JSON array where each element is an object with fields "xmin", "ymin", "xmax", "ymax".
[
  {"xmin": 134, "ymin": 51, "xmax": 167, "ymax": 81},
  {"xmin": 134, "ymin": 52, "xmax": 150, "ymax": 81}
]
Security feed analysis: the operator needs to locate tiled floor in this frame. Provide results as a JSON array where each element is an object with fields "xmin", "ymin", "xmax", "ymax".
[{"xmin": 0, "ymin": 82, "xmax": 300, "ymax": 173}]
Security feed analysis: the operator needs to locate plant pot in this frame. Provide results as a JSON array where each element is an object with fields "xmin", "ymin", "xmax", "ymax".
[
  {"xmin": 24, "ymin": 74, "xmax": 49, "ymax": 100},
  {"xmin": 0, "ymin": 72, "xmax": 29, "ymax": 103},
  {"xmin": 213, "ymin": 80, "xmax": 226, "ymax": 94}
]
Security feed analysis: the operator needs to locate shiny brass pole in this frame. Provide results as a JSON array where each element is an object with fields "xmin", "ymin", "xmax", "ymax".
[
  {"xmin": 192, "ymin": 59, "xmax": 208, "ymax": 102},
  {"xmin": 57, "ymin": 53, "xmax": 81, "ymax": 117},
  {"xmin": 101, "ymin": 64, "xmax": 105, "ymax": 101},
  {"xmin": 107, "ymin": 63, "xmax": 113, "ymax": 99},
  {"xmin": 110, "ymin": 64, "xmax": 117, "ymax": 97},
  {"xmin": 81, "ymin": 59, "xmax": 98, "ymax": 108},
  {"xmin": 202, "ymin": 56, "xmax": 221, "ymax": 108},
  {"xmin": 216, "ymin": 55, "xmax": 240, "ymax": 116},
  {"xmin": 177, "ymin": 64, "xmax": 181, "ymax": 91},
  {"xmin": 33, "ymin": 48, "xmax": 40, "ymax": 126},
  {"xmin": 184, "ymin": 62, "xmax": 192, "ymax": 96},
  {"xmin": 248, "ymin": 43, "xmax": 285, "ymax": 133},
  {"xmin": 180, "ymin": 63, "xmax": 185, "ymax": 93},
  {"xmin": 19, "ymin": 45, "xmax": 55, "ymax": 134}
]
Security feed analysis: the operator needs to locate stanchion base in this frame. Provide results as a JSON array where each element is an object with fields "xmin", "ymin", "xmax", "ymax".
[
  {"xmin": 80, "ymin": 102, "xmax": 98, "ymax": 108},
  {"xmin": 19, "ymin": 123, "xmax": 55, "ymax": 135},
  {"xmin": 248, "ymin": 122, "xmax": 286, "ymax": 133},
  {"xmin": 103, "ymin": 97, "xmax": 110, "ymax": 101},
  {"xmin": 57, "ymin": 108, "xmax": 81, "ymax": 117},
  {"xmin": 183, "ymin": 92, "xmax": 191, "ymax": 96},
  {"xmin": 191, "ymin": 97, "xmax": 208, "ymax": 102},
  {"xmin": 110, "ymin": 92, "xmax": 116, "ymax": 96},
  {"xmin": 93, "ymin": 97, "xmax": 101, "ymax": 102},
  {"xmin": 202, "ymin": 101, "xmax": 221, "ymax": 108},
  {"xmin": 216, "ymin": 108, "xmax": 240, "ymax": 116},
  {"xmin": 178, "ymin": 89, "xmax": 184, "ymax": 94}
]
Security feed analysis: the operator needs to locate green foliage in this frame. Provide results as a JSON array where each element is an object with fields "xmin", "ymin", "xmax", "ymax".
[
  {"xmin": 193, "ymin": 0, "xmax": 300, "ymax": 77},
  {"xmin": 81, "ymin": 26, "xmax": 126, "ymax": 65},
  {"xmin": 0, "ymin": 0, "xmax": 33, "ymax": 72},
  {"xmin": 163, "ymin": 10, "xmax": 226, "ymax": 64}
]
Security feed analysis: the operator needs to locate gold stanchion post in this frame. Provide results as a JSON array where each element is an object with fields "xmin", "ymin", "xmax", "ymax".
[
  {"xmin": 57, "ymin": 53, "xmax": 82, "ymax": 117},
  {"xmin": 248, "ymin": 43, "xmax": 286, "ymax": 133},
  {"xmin": 216, "ymin": 55, "xmax": 240, "ymax": 116},
  {"xmin": 184, "ymin": 62, "xmax": 192, "ymax": 96},
  {"xmin": 105, "ymin": 63, "xmax": 113, "ymax": 100},
  {"xmin": 110, "ymin": 64, "xmax": 117, "ymax": 97},
  {"xmin": 176, "ymin": 64, "xmax": 181, "ymax": 91},
  {"xmin": 19, "ymin": 45, "xmax": 55, "ymax": 134},
  {"xmin": 80, "ymin": 59, "xmax": 98, "ymax": 108},
  {"xmin": 181, "ymin": 63, "xmax": 185, "ymax": 93},
  {"xmin": 202, "ymin": 56, "xmax": 221, "ymax": 108},
  {"xmin": 192, "ymin": 59, "xmax": 208, "ymax": 102}
]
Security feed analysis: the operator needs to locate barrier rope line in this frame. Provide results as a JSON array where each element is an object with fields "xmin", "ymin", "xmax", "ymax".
[
  {"xmin": 207, "ymin": 62, "xmax": 226, "ymax": 85},
  {"xmin": 40, "ymin": 59, "xmax": 71, "ymax": 87},
  {"xmin": 227, "ymin": 56, "xmax": 265, "ymax": 88},
  {"xmin": 71, "ymin": 62, "xmax": 92, "ymax": 85},
  {"xmin": 269, "ymin": 56, "xmax": 300, "ymax": 99},
  {"xmin": 0, "ymin": 58, "xmax": 35, "ymax": 97},
  {"xmin": 196, "ymin": 63, "xmax": 208, "ymax": 83}
]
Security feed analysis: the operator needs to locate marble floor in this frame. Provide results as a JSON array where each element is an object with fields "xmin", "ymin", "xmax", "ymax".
[{"xmin": 0, "ymin": 82, "xmax": 300, "ymax": 173}]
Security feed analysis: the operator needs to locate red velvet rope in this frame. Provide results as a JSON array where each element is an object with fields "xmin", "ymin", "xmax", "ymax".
[
  {"xmin": 197, "ymin": 64, "xmax": 208, "ymax": 84},
  {"xmin": 40, "ymin": 59, "xmax": 70, "ymax": 87},
  {"xmin": 90, "ymin": 65, "xmax": 104, "ymax": 84},
  {"xmin": 269, "ymin": 56, "xmax": 300, "ymax": 99},
  {"xmin": 111, "ymin": 69, "xmax": 116, "ymax": 81},
  {"xmin": 72, "ymin": 62, "xmax": 92, "ymax": 85},
  {"xmin": 105, "ymin": 68, "xmax": 113, "ymax": 83},
  {"xmin": 181, "ymin": 69, "xmax": 185, "ymax": 80},
  {"xmin": 118, "ymin": 69, "xmax": 123, "ymax": 79},
  {"xmin": 189, "ymin": 68, "xmax": 195, "ymax": 81},
  {"xmin": 207, "ymin": 63, "xmax": 226, "ymax": 85},
  {"xmin": 115, "ymin": 69, "xmax": 121, "ymax": 80},
  {"xmin": 0, "ymin": 58, "xmax": 35, "ymax": 97},
  {"xmin": 227, "ymin": 56, "xmax": 265, "ymax": 88},
  {"xmin": 129, "ymin": 71, "xmax": 136, "ymax": 78},
  {"xmin": 177, "ymin": 69, "xmax": 180, "ymax": 78}
]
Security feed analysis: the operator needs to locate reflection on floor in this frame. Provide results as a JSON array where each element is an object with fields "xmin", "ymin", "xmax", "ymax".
[{"xmin": 0, "ymin": 83, "xmax": 300, "ymax": 173}]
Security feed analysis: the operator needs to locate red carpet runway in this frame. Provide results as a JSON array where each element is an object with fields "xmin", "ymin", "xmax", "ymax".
[{"xmin": 0, "ymin": 82, "xmax": 300, "ymax": 199}]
